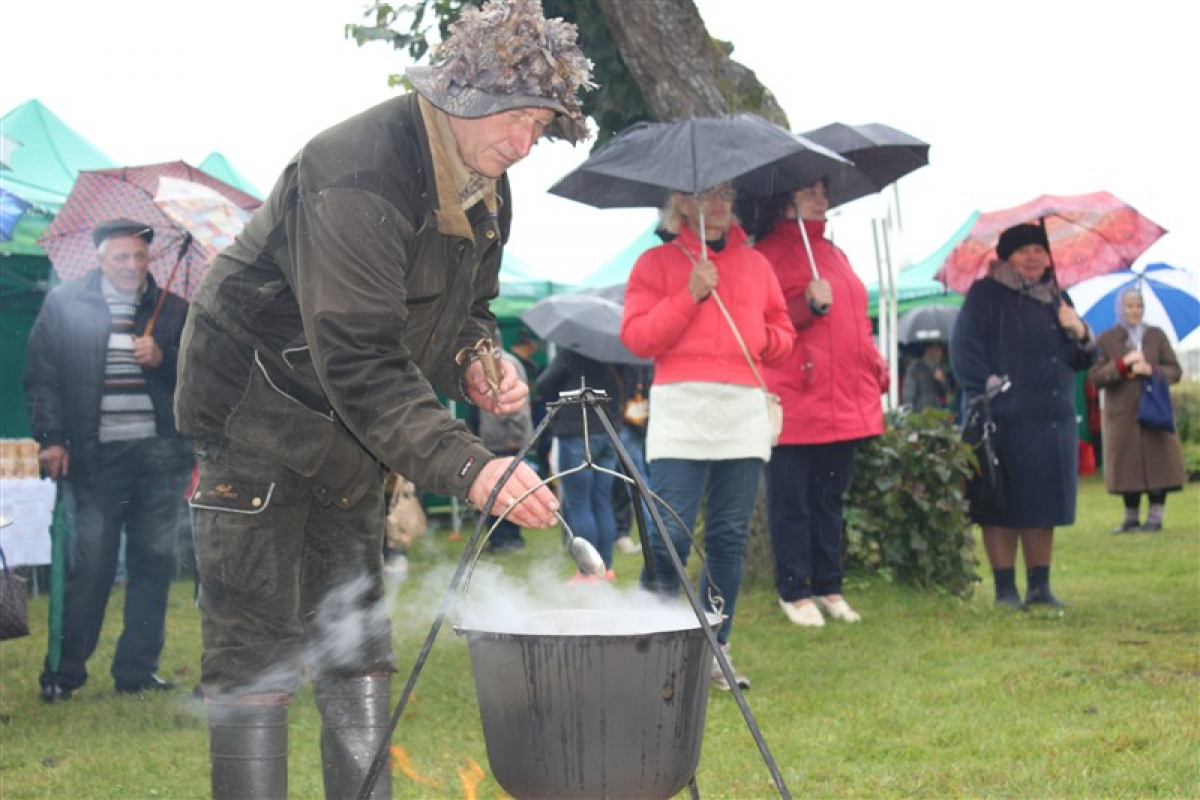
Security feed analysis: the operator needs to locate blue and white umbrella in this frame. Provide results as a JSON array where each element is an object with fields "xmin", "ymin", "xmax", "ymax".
[{"xmin": 1067, "ymin": 262, "xmax": 1200, "ymax": 345}]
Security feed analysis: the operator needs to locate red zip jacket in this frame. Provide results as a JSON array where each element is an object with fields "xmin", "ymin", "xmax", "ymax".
[
  {"xmin": 756, "ymin": 219, "xmax": 884, "ymax": 445},
  {"xmin": 620, "ymin": 224, "xmax": 794, "ymax": 386}
]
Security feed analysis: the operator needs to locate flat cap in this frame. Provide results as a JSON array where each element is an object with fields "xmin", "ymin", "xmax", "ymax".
[{"xmin": 92, "ymin": 218, "xmax": 154, "ymax": 248}]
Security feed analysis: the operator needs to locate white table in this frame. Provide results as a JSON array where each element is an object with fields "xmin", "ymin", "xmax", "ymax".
[{"xmin": 0, "ymin": 477, "xmax": 56, "ymax": 566}]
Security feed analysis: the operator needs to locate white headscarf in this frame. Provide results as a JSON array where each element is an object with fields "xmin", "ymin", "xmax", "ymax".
[{"xmin": 1116, "ymin": 286, "xmax": 1146, "ymax": 349}]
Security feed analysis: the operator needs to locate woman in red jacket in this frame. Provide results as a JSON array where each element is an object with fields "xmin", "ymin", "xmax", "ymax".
[
  {"xmin": 621, "ymin": 183, "xmax": 794, "ymax": 691},
  {"xmin": 754, "ymin": 180, "xmax": 885, "ymax": 627}
]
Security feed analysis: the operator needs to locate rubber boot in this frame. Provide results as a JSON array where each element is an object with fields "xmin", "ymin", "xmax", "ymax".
[
  {"xmin": 314, "ymin": 675, "xmax": 392, "ymax": 800},
  {"xmin": 207, "ymin": 698, "xmax": 289, "ymax": 800}
]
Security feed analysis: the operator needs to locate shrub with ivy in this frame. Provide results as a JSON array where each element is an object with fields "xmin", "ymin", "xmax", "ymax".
[
  {"xmin": 1170, "ymin": 381, "xmax": 1200, "ymax": 480},
  {"xmin": 842, "ymin": 408, "xmax": 980, "ymax": 597},
  {"xmin": 742, "ymin": 408, "xmax": 981, "ymax": 597}
]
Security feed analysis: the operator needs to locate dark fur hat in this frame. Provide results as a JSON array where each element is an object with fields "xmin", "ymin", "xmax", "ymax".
[
  {"xmin": 406, "ymin": 0, "xmax": 594, "ymax": 143},
  {"xmin": 996, "ymin": 223, "xmax": 1050, "ymax": 262}
]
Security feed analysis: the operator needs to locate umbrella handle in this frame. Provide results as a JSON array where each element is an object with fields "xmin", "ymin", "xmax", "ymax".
[
  {"xmin": 797, "ymin": 219, "xmax": 830, "ymax": 316},
  {"xmin": 143, "ymin": 232, "xmax": 192, "ymax": 338},
  {"xmin": 143, "ymin": 291, "xmax": 168, "ymax": 339}
]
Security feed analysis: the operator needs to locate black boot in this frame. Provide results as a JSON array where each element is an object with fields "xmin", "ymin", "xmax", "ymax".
[
  {"xmin": 208, "ymin": 699, "xmax": 289, "ymax": 800},
  {"xmin": 992, "ymin": 568, "xmax": 1024, "ymax": 609},
  {"xmin": 314, "ymin": 675, "xmax": 393, "ymax": 800},
  {"xmin": 1025, "ymin": 566, "xmax": 1065, "ymax": 608}
]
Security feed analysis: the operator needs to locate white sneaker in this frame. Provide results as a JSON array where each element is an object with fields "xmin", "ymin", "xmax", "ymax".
[
  {"xmin": 814, "ymin": 595, "xmax": 861, "ymax": 623},
  {"xmin": 710, "ymin": 643, "xmax": 750, "ymax": 691},
  {"xmin": 615, "ymin": 536, "xmax": 642, "ymax": 555},
  {"xmin": 779, "ymin": 598, "xmax": 825, "ymax": 627}
]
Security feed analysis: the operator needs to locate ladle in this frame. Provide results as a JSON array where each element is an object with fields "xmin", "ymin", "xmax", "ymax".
[{"xmin": 558, "ymin": 512, "xmax": 606, "ymax": 577}]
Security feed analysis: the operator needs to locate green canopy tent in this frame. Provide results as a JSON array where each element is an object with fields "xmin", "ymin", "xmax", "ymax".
[
  {"xmin": 1, "ymin": 100, "xmax": 117, "ymax": 437},
  {"xmin": 865, "ymin": 211, "xmax": 977, "ymax": 320},
  {"xmin": 493, "ymin": 251, "xmax": 576, "ymax": 323},
  {"xmin": 199, "ymin": 152, "xmax": 263, "ymax": 200},
  {"xmin": 575, "ymin": 224, "xmax": 662, "ymax": 288}
]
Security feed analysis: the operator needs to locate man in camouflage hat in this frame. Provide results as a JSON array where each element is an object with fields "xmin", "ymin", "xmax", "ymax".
[{"xmin": 175, "ymin": 1, "xmax": 592, "ymax": 797}]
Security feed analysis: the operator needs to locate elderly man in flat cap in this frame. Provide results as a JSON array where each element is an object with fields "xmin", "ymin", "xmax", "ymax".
[
  {"xmin": 25, "ymin": 217, "xmax": 194, "ymax": 703},
  {"xmin": 174, "ymin": 1, "xmax": 593, "ymax": 796}
]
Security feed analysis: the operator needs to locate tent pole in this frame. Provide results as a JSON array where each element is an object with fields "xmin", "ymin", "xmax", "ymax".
[
  {"xmin": 881, "ymin": 217, "xmax": 899, "ymax": 410},
  {"xmin": 871, "ymin": 219, "xmax": 892, "ymax": 411}
]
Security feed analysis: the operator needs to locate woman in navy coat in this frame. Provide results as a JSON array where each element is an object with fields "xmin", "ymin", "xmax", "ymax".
[{"xmin": 951, "ymin": 224, "xmax": 1095, "ymax": 608}]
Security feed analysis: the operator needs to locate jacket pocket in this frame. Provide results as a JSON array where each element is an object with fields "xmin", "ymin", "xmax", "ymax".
[
  {"xmin": 310, "ymin": 424, "xmax": 382, "ymax": 511},
  {"xmin": 224, "ymin": 352, "xmax": 335, "ymax": 478}
]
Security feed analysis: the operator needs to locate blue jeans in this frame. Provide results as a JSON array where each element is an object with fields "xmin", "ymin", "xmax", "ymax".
[
  {"xmin": 612, "ymin": 426, "xmax": 650, "ymax": 539},
  {"xmin": 556, "ymin": 434, "xmax": 618, "ymax": 568},
  {"xmin": 766, "ymin": 441, "xmax": 859, "ymax": 601},
  {"xmin": 643, "ymin": 458, "xmax": 763, "ymax": 644}
]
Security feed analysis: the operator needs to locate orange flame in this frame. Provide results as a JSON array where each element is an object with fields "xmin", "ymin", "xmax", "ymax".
[
  {"xmin": 458, "ymin": 756, "xmax": 486, "ymax": 800},
  {"xmin": 390, "ymin": 745, "xmax": 442, "ymax": 790}
]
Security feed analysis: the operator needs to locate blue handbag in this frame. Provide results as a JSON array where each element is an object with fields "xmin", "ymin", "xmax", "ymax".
[{"xmin": 1136, "ymin": 374, "xmax": 1175, "ymax": 433}]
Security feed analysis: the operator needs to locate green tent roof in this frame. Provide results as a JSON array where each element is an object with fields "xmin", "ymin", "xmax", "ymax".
[
  {"xmin": 866, "ymin": 212, "xmax": 977, "ymax": 317},
  {"xmin": 0, "ymin": 99, "xmax": 116, "ymax": 256},
  {"xmin": 576, "ymin": 225, "xmax": 662, "ymax": 288},
  {"xmin": 199, "ymin": 151, "xmax": 263, "ymax": 199}
]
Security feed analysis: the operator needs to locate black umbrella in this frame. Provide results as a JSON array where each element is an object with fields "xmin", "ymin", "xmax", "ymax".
[
  {"xmin": 896, "ymin": 304, "xmax": 959, "ymax": 345},
  {"xmin": 517, "ymin": 240, "xmax": 639, "ymax": 371},
  {"xmin": 520, "ymin": 288, "xmax": 649, "ymax": 365},
  {"xmin": 799, "ymin": 122, "xmax": 931, "ymax": 209},
  {"xmin": 549, "ymin": 114, "xmax": 849, "ymax": 210}
]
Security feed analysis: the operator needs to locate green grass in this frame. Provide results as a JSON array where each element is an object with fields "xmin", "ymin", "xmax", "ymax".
[{"xmin": 1, "ymin": 475, "xmax": 1197, "ymax": 798}]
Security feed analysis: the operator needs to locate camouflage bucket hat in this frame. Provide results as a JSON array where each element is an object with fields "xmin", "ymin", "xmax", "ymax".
[{"xmin": 405, "ymin": 0, "xmax": 594, "ymax": 143}]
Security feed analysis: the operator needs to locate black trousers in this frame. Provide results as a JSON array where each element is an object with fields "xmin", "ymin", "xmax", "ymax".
[
  {"xmin": 766, "ymin": 440, "xmax": 860, "ymax": 602},
  {"xmin": 42, "ymin": 437, "xmax": 192, "ymax": 690},
  {"xmin": 191, "ymin": 439, "xmax": 394, "ymax": 697}
]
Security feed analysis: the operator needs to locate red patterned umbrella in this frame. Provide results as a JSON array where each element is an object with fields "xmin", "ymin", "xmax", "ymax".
[
  {"xmin": 935, "ymin": 191, "xmax": 1166, "ymax": 294},
  {"xmin": 39, "ymin": 160, "xmax": 261, "ymax": 301}
]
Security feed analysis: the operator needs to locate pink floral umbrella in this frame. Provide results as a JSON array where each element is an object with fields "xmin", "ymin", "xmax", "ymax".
[
  {"xmin": 935, "ymin": 191, "xmax": 1166, "ymax": 294},
  {"xmin": 39, "ymin": 160, "xmax": 261, "ymax": 301}
]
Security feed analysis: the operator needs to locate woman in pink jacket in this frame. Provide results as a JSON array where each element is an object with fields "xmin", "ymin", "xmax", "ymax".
[
  {"xmin": 621, "ymin": 182, "xmax": 794, "ymax": 691},
  {"xmin": 754, "ymin": 180, "xmax": 885, "ymax": 627}
]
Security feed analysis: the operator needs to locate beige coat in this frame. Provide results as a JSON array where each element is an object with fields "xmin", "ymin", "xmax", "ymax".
[{"xmin": 1089, "ymin": 325, "xmax": 1186, "ymax": 494}]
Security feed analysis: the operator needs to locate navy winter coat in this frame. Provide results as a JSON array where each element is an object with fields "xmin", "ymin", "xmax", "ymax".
[{"xmin": 951, "ymin": 275, "xmax": 1094, "ymax": 527}]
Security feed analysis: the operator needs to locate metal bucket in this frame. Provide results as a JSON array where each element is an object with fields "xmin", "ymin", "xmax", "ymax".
[{"xmin": 456, "ymin": 607, "xmax": 720, "ymax": 800}]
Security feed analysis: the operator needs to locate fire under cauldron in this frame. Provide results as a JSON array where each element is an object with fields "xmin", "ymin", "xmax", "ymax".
[{"xmin": 456, "ymin": 608, "xmax": 721, "ymax": 800}]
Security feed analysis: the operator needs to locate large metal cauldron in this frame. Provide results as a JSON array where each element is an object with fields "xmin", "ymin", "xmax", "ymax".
[{"xmin": 456, "ymin": 607, "xmax": 720, "ymax": 800}]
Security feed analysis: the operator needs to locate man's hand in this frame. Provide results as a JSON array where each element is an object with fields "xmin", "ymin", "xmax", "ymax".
[
  {"xmin": 468, "ymin": 457, "xmax": 558, "ymax": 528},
  {"xmin": 687, "ymin": 257, "xmax": 718, "ymax": 302},
  {"xmin": 38, "ymin": 444, "xmax": 69, "ymax": 480},
  {"xmin": 132, "ymin": 336, "xmax": 163, "ymax": 368},
  {"xmin": 465, "ymin": 357, "xmax": 529, "ymax": 415},
  {"xmin": 805, "ymin": 278, "xmax": 833, "ymax": 315}
]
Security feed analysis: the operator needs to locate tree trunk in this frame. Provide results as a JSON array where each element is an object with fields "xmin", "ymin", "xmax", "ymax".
[{"xmin": 595, "ymin": 0, "xmax": 788, "ymax": 127}]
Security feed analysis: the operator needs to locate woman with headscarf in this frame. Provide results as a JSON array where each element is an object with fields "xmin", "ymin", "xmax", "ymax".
[
  {"xmin": 751, "ymin": 179, "xmax": 886, "ymax": 628},
  {"xmin": 1088, "ymin": 287, "xmax": 1186, "ymax": 532},
  {"xmin": 620, "ymin": 182, "xmax": 794, "ymax": 691},
  {"xmin": 951, "ymin": 223, "xmax": 1096, "ymax": 608}
]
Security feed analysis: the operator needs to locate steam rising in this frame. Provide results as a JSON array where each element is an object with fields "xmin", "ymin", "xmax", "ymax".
[
  {"xmin": 454, "ymin": 561, "xmax": 717, "ymax": 636},
  {"xmin": 190, "ymin": 535, "xmax": 717, "ymax": 708}
]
